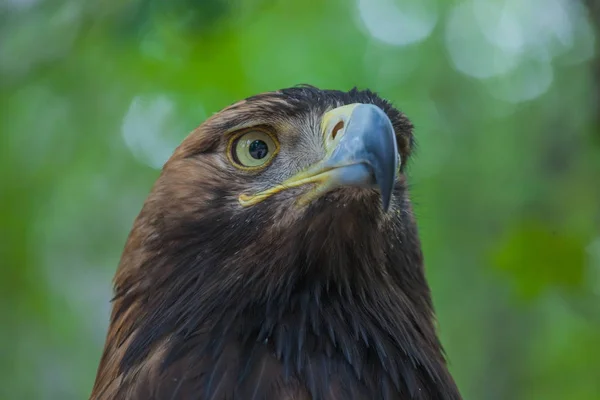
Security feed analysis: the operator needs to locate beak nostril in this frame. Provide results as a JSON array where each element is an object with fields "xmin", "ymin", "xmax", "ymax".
[{"xmin": 331, "ymin": 121, "xmax": 344, "ymax": 140}]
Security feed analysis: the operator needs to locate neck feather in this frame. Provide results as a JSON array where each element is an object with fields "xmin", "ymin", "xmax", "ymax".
[{"xmin": 108, "ymin": 195, "xmax": 458, "ymax": 398}]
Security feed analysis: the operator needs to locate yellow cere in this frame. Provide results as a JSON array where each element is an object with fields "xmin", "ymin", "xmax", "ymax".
[{"xmin": 320, "ymin": 103, "xmax": 359, "ymax": 153}]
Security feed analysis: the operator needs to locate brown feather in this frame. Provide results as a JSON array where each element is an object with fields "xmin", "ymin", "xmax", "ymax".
[{"xmin": 90, "ymin": 86, "xmax": 462, "ymax": 400}]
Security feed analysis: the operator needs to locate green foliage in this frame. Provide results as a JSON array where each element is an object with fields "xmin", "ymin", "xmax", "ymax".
[
  {"xmin": 492, "ymin": 221, "xmax": 587, "ymax": 298},
  {"xmin": 1, "ymin": 0, "xmax": 599, "ymax": 399}
]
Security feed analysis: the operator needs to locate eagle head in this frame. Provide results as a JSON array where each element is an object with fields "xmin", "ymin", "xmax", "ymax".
[{"xmin": 91, "ymin": 86, "xmax": 461, "ymax": 400}]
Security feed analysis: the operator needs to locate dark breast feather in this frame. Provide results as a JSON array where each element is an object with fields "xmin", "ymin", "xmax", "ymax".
[
  {"xmin": 98, "ymin": 186, "xmax": 460, "ymax": 400},
  {"xmin": 110, "ymin": 280, "xmax": 459, "ymax": 400}
]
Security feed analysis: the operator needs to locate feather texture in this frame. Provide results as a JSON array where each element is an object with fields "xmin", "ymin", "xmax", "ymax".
[{"xmin": 90, "ymin": 86, "xmax": 462, "ymax": 400}]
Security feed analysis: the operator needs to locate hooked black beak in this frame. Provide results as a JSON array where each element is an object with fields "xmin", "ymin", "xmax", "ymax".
[{"xmin": 239, "ymin": 103, "xmax": 399, "ymax": 211}]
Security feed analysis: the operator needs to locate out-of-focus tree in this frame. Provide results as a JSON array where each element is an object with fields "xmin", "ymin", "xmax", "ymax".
[
  {"xmin": 1, "ymin": 0, "xmax": 599, "ymax": 399},
  {"xmin": 583, "ymin": 0, "xmax": 600, "ymax": 136}
]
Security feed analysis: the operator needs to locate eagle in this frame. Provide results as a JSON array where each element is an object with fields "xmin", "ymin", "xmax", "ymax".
[{"xmin": 90, "ymin": 86, "xmax": 462, "ymax": 400}]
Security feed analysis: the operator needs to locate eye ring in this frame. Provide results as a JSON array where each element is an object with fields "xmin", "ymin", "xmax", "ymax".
[{"xmin": 226, "ymin": 128, "xmax": 280, "ymax": 171}]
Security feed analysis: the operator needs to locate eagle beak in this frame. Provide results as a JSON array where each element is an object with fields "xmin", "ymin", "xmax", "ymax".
[{"xmin": 239, "ymin": 103, "xmax": 399, "ymax": 211}]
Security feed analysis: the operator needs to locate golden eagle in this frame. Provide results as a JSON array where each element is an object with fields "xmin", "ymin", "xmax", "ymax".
[{"xmin": 90, "ymin": 86, "xmax": 461, "ymax": 400}]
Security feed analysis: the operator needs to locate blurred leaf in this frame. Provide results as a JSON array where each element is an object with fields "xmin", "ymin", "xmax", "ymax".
[
  {"xmin": 491, "ymin": 221, "xmax": 587, "ymax": 298},
  {"xmin": 108, "ymin": 0, "xmax": 230, "ymax": 37}
]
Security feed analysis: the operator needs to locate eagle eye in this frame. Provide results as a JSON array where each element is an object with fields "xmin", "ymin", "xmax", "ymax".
[{"xmin": 227, "ymin": 129, "xmax": 279, "ymax": 170}]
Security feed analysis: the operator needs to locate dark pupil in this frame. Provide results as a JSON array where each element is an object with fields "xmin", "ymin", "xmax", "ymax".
[{"xmin": 249, "ymin": 140, "xmax": 269, "ymax": 159}]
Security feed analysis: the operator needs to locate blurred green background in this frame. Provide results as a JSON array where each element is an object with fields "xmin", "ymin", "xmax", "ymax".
[{"xmin": 1, "ymin": 0, "xmax": 599, "ymax": 399}]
